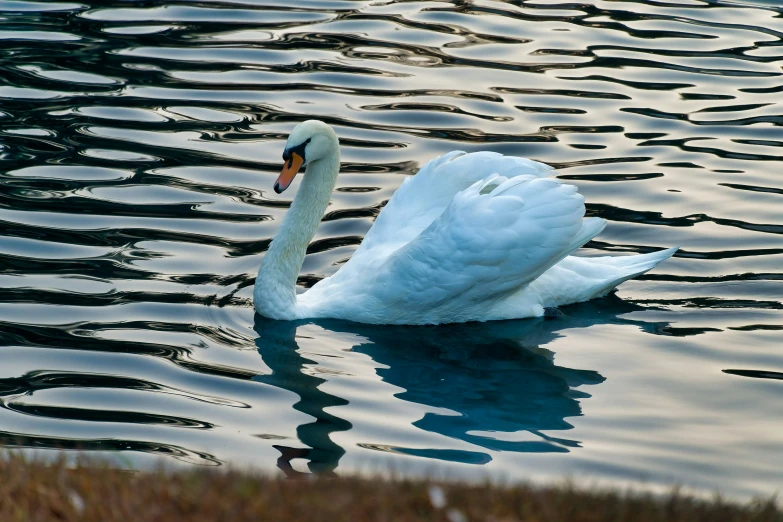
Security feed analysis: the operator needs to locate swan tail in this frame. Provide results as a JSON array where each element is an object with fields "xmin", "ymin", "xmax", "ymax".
[
  {"xmin": 555, "ymin": 247, "xmax": 679, "ymax": 301},
  {"xmin": 596, "ymin": 246, "xmax": 679, "ymax": 296},
  {"xmin": 601, "ymin": 246, "xmax": 679, "ymax": 275}
]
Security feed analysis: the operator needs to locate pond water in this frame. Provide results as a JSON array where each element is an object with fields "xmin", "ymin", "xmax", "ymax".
[{"xmin": 1, "ymin": 0, "xmax": 782, "ymax": 500}]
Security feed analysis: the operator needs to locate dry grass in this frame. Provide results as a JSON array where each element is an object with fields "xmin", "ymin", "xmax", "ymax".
[{"xmin": 0, "ymin": 455, "xmax": 778, "ymax": 522}]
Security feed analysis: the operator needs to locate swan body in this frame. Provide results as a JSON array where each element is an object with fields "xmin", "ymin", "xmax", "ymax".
[{"xmin": 254, "ymin": 120, "xmax": 677, "ymax": 325}]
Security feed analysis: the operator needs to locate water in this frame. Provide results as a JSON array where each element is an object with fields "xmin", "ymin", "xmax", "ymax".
[{"xmin": 0, "ymin": 0, "xmax": 781, "ymax": 500}]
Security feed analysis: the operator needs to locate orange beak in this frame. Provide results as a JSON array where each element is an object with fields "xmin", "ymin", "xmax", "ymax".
[{"xmin": 274, "ymin": 152, "xmax": 304, "ymax": 194}]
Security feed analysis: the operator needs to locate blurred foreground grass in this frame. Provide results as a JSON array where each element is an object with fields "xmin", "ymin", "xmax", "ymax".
[{"xmin": 0, "ymin": 455, "xmax": 779, "ymax": 522}]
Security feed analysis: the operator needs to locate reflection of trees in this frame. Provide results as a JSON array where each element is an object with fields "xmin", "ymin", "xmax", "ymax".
[{"xmin": 254, "ymin": 295, "xmax": 670, "ymax": 476}]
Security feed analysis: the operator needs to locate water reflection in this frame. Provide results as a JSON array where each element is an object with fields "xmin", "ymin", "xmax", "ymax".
[
  {"xmin": 254, "ymin": 296, "xmax": 669, "ymax": 475},
  {"xmin": 0, "ymin": 0, "xmax": 781, "ymax": 499},
  {"xmin": 253, "ymin": 318, "xmax": 349, "ymax": 476}
]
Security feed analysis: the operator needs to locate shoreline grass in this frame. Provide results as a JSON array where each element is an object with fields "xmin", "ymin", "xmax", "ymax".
[{"xmin": 0, "ymin": 455, "xmax": 779, "ymax": 521}]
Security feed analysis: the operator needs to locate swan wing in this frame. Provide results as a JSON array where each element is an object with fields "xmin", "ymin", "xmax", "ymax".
[
  {"xmin": 359, "ymin": 175, "xmax": 605, "ymax": 323},
  {"xmin": 356, "ymin": 151, "xmax": 554, "ymax": 259}
]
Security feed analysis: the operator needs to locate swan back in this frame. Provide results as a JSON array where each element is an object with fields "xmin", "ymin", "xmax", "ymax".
[{"xmin": 298, "ymin": 152, "xmax": 603, "ymax": 324}]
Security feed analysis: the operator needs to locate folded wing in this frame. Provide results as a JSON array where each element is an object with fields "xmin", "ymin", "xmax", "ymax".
[
  {"xmin": 356, "ymin": 150, "xmax": 554, "ymax": 260},
  {"xmin": 364, "ymin": 175, "xmax": 605, "ymax": 322}
]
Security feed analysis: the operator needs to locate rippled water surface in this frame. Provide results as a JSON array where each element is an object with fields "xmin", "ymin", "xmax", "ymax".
[{"xmin": 1, "ymin": 0, "xmax": 782, "ymax": 499}]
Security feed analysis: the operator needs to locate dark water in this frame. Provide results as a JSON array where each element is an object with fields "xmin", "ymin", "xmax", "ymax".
[{"xmin": 1, "ymin": 0, "xmax": 782, "ymax": 499}]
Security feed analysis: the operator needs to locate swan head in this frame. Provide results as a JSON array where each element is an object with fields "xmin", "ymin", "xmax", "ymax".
[{"xmin": 275, "ymin": 120, "xmax": 339, "ymax": 194}]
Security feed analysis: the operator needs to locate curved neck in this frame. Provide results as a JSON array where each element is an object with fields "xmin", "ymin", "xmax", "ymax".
[{"xmin": 255, "ymin": 151, "xmax": 340, "ymax": 319}]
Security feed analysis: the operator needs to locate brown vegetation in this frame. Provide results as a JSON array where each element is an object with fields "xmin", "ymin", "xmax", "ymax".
[{"xmin": 0, "ymin": 455, "xmax": 778, "ymax": 522}]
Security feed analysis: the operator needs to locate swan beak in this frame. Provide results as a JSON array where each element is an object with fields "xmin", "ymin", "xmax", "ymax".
[{"xmin": 275, "ymin": 152, "xmax": 304, "ymax": 194}]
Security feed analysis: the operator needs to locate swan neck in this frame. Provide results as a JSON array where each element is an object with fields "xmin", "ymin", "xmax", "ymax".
[{"xmin": 255, "ymin": 152, "xmax": 339, "ymax": 318}]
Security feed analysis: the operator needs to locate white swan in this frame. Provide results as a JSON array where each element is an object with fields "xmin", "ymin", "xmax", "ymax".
[{"xmin": 254, "ymin": 120, "xmax": 677, "ymax": 325}]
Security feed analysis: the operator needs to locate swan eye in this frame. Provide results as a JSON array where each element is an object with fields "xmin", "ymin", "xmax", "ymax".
[{"xmin": 283, "ymin": 137, "xmax": 312, "ymax": 163}]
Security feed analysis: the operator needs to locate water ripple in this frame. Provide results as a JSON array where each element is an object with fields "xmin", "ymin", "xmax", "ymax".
[{"xmin": 0, "ymin": 0, "xmax": 781, "ymax": 499}]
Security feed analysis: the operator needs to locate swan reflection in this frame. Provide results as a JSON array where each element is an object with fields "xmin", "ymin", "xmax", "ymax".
[{"xmin": 253, "ymin": 295, "xmax": 669, "ymax": 476}]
